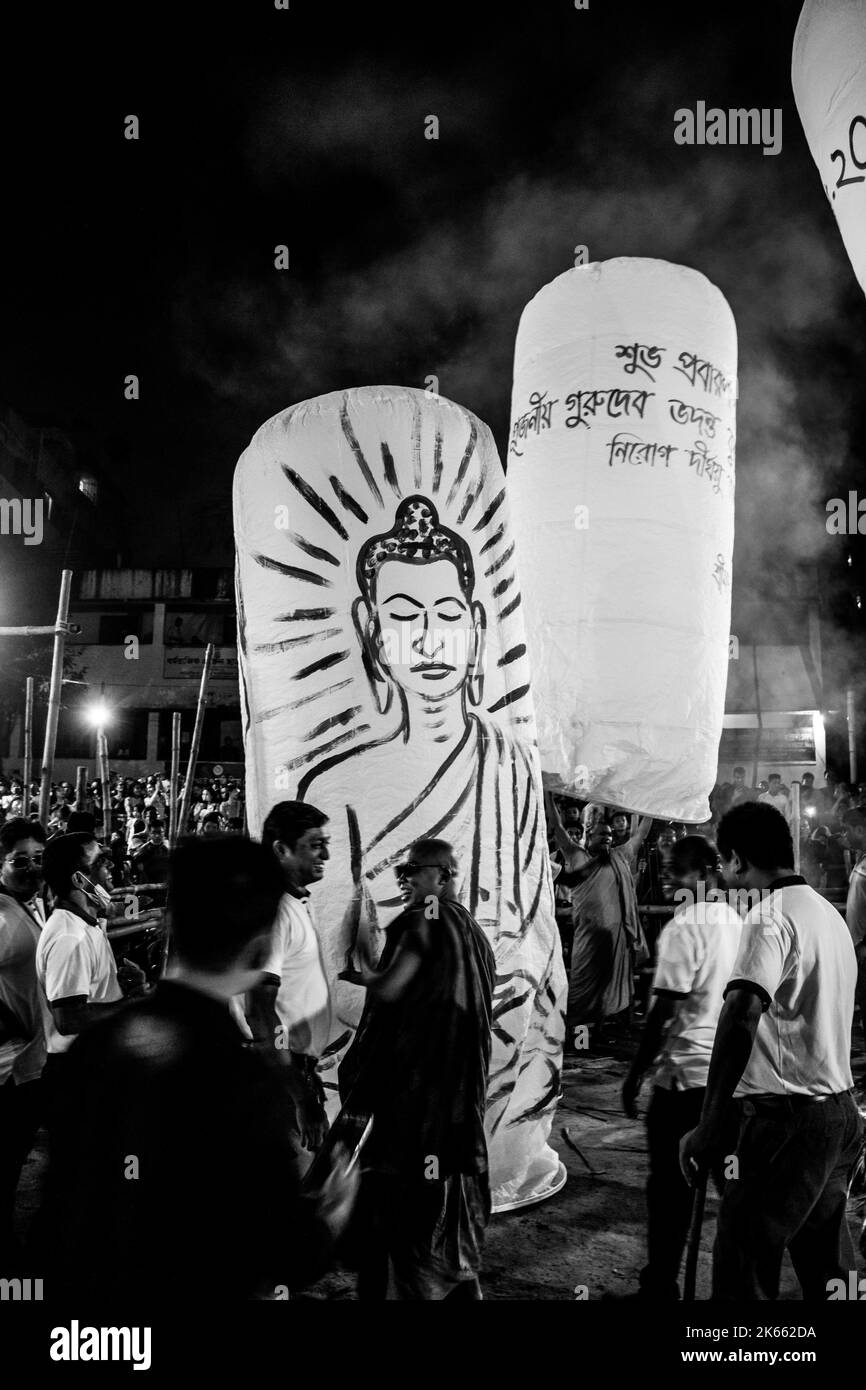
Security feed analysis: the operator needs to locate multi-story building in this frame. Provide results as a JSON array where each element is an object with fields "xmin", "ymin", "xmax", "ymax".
[
  {"xmin": 2, "ymin": 568, "xmax": 242, "ymax": 783},
  {"xmin": 718, "ymin": 563, "xmax": 833, "ymax": 788}
]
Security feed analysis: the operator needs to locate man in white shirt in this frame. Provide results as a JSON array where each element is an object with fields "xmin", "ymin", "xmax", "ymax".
[
  {"xmin": 0, "ymin": 818, "xmax": 47, "ymax": 1268},
  {"xmin": 841, "ymin": 808, "xmax": 866, "ymax": 1064},
  {"xmin": 36, "ymin": 833, "xmax": 145, "ymax": 1118},
  {"xmin": 621, "ymin": 836, "xmax": 742, "ymax": 1299},
  {"xmin": 681, "ymin": 802, "xmax": 862, "ymax": 1300},
  {"xmin": 758, "ymin": 773, "xmax": 790, "ymax": 823},
  {"xmin": 246, "ymin": 802, "xmax": 333, "ymax": 1161}
]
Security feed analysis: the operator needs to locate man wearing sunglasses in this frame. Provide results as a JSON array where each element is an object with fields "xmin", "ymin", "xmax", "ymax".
[
  {"xmin": 0, "ymin": 818, "xmax": 48, "ymax": 1269},
  {"xmin": 338, "ymin": 838, "xmax": 496, "ymax": 1300}
]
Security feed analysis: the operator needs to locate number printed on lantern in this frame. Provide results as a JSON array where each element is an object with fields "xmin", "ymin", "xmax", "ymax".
[{"xmin": 826, "ymin": 114, "xmax": 866, "ymax": 200}]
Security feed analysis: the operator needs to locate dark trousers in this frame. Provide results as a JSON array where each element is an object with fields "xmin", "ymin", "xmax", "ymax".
[
  {"xmin": 713, "ymin": 1090, "xmax": 863, "ymax": 1300},
  {"xmin": 0, "ymin": 1076, "xmax": 43, "ymax": 1267},
  {"xmin": 41, "ymin": 1053, "xmax": 73, "ymax": 1135},
  {"xmin": 641, "ymin": 1083, "xmax": 734, "ymax": 1299}
]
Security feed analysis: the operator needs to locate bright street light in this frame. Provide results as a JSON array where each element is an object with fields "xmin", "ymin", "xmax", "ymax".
[{"xmin": 86, "ymin": 702, "xmax": 111, "ymax": 729}]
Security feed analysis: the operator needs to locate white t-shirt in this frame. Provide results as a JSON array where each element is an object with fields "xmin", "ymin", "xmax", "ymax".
[
  {"xmin": 261, "ymin": 890, "xmax": 331, "ymax": 1058},
  {"xmin": 727, "ymin": 879, "xmax": 856, "ymax": 1097},
  {"xmin": 0, "ymin": 892, "xmax": 46, "ymax": 1085},
  {"xmin": 758, "ymin": 790, "xmax": 790, "ymax": 822},
  {"xmin": 652, "ymin": 901, "xmax": 742, "ymax": 1090},
  {"xmin": 35, "ymin": 907, "xmax": 122, "ymax": 1055}
]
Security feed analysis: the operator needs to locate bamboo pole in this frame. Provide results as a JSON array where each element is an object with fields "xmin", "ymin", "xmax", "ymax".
[
  {"xmin": 791, "ymin": 780, "xmax": 801, "ymax": 875},
  {"xmin": 847, "ymin": 688, "xmax": 858, "ymax": 785},
  {"xmin": 38, "ymin": 569, "xmax": 73, "ymax": 827},
  {"xmin": 22, "ymin": 676, "xmax": 34, "ymax": 817},
  {"xmin": 98, "ymin": 730, "xmax": 111, "ymax": 840},
  {"xmin": 751, "ymin": 644, "xmax": 762, "ymax": 791},
  {"xmin": 168, "ymin": 711, "xmax": 181, "ymax": 848},
  {"xmin": 176, "ymin": 644, "xmax": 214, "ymax": 840},
  {"xmin": 74, "ymin": 764, "xmax": 88, "ymax": 812},
  {"xmin": 0, "ymin": 624, "xmax": 58, "ymax": 637}
]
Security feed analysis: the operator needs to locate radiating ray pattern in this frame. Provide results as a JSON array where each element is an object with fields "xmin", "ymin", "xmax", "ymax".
[{"xmin": 234, "ymin": 386, "xmax": 567, "ymax": 1212}]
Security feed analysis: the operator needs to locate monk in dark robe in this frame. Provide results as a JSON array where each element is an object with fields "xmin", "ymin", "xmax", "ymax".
[{"xmin": 337, "ymin": 838, "xmax": 495, "ymax": 1300}]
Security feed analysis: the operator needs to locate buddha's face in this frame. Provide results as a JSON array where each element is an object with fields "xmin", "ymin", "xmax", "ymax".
[{"xmin": 372, "ymin": 558, "xmax": 476, "ymax": 700}]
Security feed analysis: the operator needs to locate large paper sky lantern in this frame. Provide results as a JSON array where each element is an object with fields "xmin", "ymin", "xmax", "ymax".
[
  {"xmin": 508, "ymin": 258, "xmax": 737, "ymax": 823},
  {"xmin": 793, "ymin": 0, "xmax": 866, "ymax": 299},
  {"xmin": 234, "ymin": 385, "xmax": 567, "ymax": 1211}
]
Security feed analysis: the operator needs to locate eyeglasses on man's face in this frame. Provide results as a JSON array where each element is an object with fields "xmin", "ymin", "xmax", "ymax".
[
  {"xmin": 396, "ymin": 861, "xmax": 451, "ymax": 881},
  {"xmin": 4, "ymin": 854, "xmax": 44, "ymax": 870}
]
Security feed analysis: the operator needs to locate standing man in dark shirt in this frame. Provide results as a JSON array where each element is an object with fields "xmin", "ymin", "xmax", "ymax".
[
  {"xmin": 338, "ymin": 838, "xmax": 496, "ymax": 1300},
  {"xmin": 36, "ymin": 836, "xmax": 358, "ymax": 1301}
]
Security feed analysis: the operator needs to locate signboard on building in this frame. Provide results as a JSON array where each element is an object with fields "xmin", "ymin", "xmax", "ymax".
[
  {"xmin": 163, "ymin": 648, "xmax": 238, "ymax": 682},
  {"xmin": 719, "ymin": 723, "xmax": 816, "ymax": 766}
]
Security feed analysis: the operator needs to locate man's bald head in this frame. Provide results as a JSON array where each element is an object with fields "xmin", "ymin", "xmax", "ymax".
[
  {"xmin": 409, "ymin": 839, "xmax": 458, "ymax": 875},
  {"xmin": 399, "ymin": 838, "xmax": 459, "ymax": 904}
]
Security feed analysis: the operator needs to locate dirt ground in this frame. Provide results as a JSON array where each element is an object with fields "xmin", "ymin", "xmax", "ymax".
[
  {"xmin": 300, "ymin": 1017, "xmax": 866, "ymax": 1301},
  {"xmin": 485, "ymin": 1022, "xmax": 866, "ymax": 1304},
  {"xmin": 14, "ymin": 1018, "xmax": 866, "ymax": 1303}
]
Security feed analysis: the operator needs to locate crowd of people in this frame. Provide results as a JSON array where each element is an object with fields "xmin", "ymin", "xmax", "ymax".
[
  {"xmin": 0, "ymin": 761, "xmax": 864, "ymax": 1302},
  {"xmin": 710, "ymin": 766, "xmax": 866, "ymax": 895},
  {"xmin": 0, "ymin": 771, "xmax": 245, "ymax": 889},
  {"xmin": 0, "ymin": 791, "xmax": 493, "ymax": 1301}
]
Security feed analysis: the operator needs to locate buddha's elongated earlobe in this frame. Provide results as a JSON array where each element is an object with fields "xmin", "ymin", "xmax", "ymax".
[
  {"xmin": 467, "ymin": 600, "xmax": 487, "ymax": 709},
  {"xmin": 370, "ymin": 624, "xmax": 395, "ymax": 717},
  {"xmin": 352, "ymin": 595, "xmax": 394, "ymax": 717}
]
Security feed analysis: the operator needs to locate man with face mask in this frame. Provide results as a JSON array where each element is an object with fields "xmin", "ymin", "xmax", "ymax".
[
  {"xmin": 35, "ymin": 834, "xmax": 146, "ymax": 1118},
  {"xmin": 0, "ymin": 818, "xmax": 48, "ymax": 1268}
]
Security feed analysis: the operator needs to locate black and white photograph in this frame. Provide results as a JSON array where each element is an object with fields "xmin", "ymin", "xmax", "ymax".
[{"xmin": 1, "ymin": 0, "xmax": 866, "ymax": 1371}]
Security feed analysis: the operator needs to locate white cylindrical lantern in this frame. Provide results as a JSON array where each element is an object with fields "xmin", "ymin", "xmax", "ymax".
[
  {"xmin": 234, "ymin": 385, "xmax": 567, "ymax": 1211},
  {"xmin": 508, "ymin": 258, "xmax": 737, "ymax": 823},
  {"xmin": 793, "ymin": 0, "xmax": 866, "ymax": 299}
]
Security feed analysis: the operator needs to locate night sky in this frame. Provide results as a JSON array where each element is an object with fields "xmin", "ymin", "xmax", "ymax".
[{"xmin": 3, "ymin": 0, "xmax": 866, "ymax": 682}]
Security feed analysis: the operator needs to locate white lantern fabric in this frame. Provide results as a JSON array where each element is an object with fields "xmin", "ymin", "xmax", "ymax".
[
  {"xmin": 508, "ymin": 258, "xmax": 737, "ymax": 823},
  {"xmin": 234, "ymin": 385, "xmax": 567, "ymax": 1211},
  {"xmin": 793, "ymin": 0, "xmax": 866, "ymax": 299}
]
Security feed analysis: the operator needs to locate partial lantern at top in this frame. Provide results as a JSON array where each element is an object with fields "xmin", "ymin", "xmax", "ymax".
[{"xmin": 793, "ymin": 0, "xmax": 866, "ymax": 299}]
